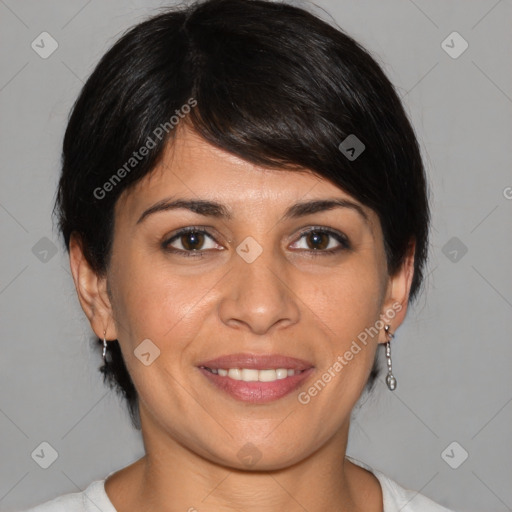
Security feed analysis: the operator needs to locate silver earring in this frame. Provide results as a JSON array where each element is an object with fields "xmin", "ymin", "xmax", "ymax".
[
  {"xmin": 102, "ymin": 330, "xmax": 108, "ymax": 362},
  {"xmin": 384, "ymin": 324, "xmax": 397, "ymax": 391}
]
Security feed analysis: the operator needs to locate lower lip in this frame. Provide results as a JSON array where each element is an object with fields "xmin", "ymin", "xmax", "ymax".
[{"xmin": 199, "ymin": 367, "xmax": 315, "ymax": 403}]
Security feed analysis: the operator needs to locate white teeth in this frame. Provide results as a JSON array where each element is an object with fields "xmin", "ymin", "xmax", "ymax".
[
  {"xmin": 228, "ymin": 368, "xmax": 242, "ymax": 380},
  {"xmin": 258, "ymin": 369, "xmax": 277, "ymax": 382},
  {"xmin": 209, "ymin": 368, "xmax": 300, "ymax": 382},
  {"xmin": 276, "ymin": 369, "xmax": 288, "ymax": 380},
  {"xmin": 241, "ymin": 369, "xmax": 259, "ymax": 382}
]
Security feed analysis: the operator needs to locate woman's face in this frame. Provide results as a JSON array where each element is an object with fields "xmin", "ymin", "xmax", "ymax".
[{"xmin": 78, "ymin": 127, "xmax": 412, "ymax": 470}]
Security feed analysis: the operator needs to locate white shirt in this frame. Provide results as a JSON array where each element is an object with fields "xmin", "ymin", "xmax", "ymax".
[{"xmin": 19, "ymin": 458, "xmax": 455, "ymax": 512}]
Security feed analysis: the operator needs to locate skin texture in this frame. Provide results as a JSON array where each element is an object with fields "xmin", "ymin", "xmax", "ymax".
[{"xmin": 69, "ymin": 126, "xmax": 415, "ymax": 512}]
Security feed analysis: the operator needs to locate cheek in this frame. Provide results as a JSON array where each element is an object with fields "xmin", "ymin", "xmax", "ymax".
[
  {"xmin": 308, "ymin": 257, "xmax": 384, "ymax": 329},
  {"xmin": 111, "ymin": 246, "xmax": 219, "ymax": 357},
  {"xmin": 304, "ymin": 258, "xmax": 384, "ymax": 386},
  {"xmin": 109, "ymin": 260, "xmax": 210, "ymax": 415}
]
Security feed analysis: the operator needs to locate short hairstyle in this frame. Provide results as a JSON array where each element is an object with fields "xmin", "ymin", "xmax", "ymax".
[{"xmin": 54, "ymin": 0, "xmax": 430, "ymax": 430}]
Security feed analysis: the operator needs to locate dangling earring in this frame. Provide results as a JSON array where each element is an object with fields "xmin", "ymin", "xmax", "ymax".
[
  {"xmin": 384, "ymin": 324, "xmax": 397, "ymax": 391},
  {"xmin": 102, "ymin": 330, "xmax": 108, "ymax": 362}
]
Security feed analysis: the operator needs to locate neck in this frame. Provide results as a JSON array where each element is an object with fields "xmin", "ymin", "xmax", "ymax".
[{"xmin": 105, "ymin": 405, "xmax": 382, "ymax": 512}]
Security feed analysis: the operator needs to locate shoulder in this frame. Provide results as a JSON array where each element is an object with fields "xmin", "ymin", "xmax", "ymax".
[
  {"xmin": 347, "ymin": 456, "xmax": 456, "ymax": 512},
  {"xmin": 374, "ymin": 469, "xmax": 455, "ymax": 512},
  {"xmin": 18, "ymin": 479, "xmax": 116, "ymax": 512}
]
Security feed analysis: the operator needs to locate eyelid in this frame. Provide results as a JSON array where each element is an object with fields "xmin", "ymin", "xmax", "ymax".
[
  {"xmin": 293, "ymin": 225, "xmax": 349, "ymax": 244},
  {"xmin": 290, "ymin": 225, "xmax": 351, "ymax": 253},
  {"xmin": 162, "ymin": 225, "xmax": 350, "ymax": 256},
  {"xmin": 162, "ymin": 226, "xmax": 223, "ymax": 252}
]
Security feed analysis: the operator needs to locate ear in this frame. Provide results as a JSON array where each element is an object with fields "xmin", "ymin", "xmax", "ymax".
[
  {"xmin": 378, "ymin": 238, "xmax": 416, "ymax": 344},
  {"xmin": 69, "ymin": 232, "xmax": 118, "ymax": 341}
]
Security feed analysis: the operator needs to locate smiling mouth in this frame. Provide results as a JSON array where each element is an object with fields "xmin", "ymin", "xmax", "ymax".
[
  {"xmin": 196, "ymin": 353, "xmax": 315, "ymax": 403},
  {"xmin": 200, "ymin": 367, "xmax": 306, "ymax": 382}
]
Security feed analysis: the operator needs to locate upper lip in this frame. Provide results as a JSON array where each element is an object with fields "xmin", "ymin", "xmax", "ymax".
[{"xmin": 197, "ymin": 353, "xmax": 314, "ymax": 371}]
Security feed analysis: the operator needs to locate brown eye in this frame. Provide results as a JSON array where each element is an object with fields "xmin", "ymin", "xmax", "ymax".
[
  {"xmin": 162, "ymin": 227, "xmax": 221, "ymax": 257},
  {"xmin": 290, "ymin": 227, "xmax": 350, "ymax": 256},
  {"xmin": 180, "ymin": 231, "xmax": 206, "ymax": 251},
  {"xmin": 305, "ymin": 231, "xmax": 330, "ymax": 250}
]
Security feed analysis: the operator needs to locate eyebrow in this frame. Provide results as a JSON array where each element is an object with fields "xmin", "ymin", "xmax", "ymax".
[{"xmin": 136, "ymin": 196, "xmax": 369, "ymax": 225}]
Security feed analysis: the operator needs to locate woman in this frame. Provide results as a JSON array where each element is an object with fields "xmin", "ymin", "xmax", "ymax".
[{"xmin": 23, "ymin": 0, "xmax": 455, "ymax": 510}]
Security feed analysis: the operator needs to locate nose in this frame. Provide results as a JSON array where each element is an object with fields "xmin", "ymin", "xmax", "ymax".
[{"xmin": 218, "ymin": 241, "xmax": 301, "ymax": 336}]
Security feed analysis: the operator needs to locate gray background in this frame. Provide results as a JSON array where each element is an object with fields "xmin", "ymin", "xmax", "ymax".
[{"xmin": 0, "ymin": 0, "xmax": 511, "ymax": 511}]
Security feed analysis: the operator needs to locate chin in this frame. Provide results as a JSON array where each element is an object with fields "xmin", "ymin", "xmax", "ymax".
[{"xmin": 201, "ymin": 436, "xmax": 317, "ymax": 473}]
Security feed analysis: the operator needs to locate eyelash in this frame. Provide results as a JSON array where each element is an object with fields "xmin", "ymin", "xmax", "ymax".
[{"xmin": 162, "ymin": 226, "xmax": 351, "ymax": 258}]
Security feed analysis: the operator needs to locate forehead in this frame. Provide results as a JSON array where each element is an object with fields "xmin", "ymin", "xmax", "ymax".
[{"xmin": 115, "ymin": 127, "xmax": 376, "ymax": 226}]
